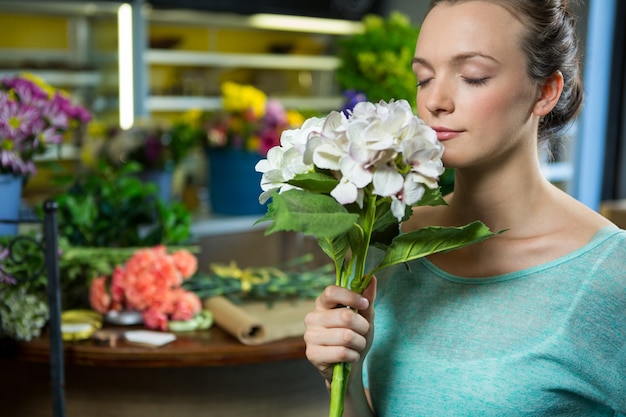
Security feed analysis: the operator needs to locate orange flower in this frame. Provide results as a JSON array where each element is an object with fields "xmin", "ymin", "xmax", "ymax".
[
  {"xmin": 172, "ymin": 249, "xmax": 198, "ymax": 279},
  {"xmin": 88, "ymin": 276, "xmax": 111, "ymax": 314},
  {"xmin": 88, "ymin": 246, "xmax": 201, "ymax": 331},
  {"xmin": 142, "ymin": 307, "xmax": 169, "ymax": 331},
  {"xmin": 170, "ymin": 288, "xmax": 202, "ymax": 321}
]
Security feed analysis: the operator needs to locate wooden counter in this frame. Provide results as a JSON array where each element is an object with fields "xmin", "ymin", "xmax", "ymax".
[{"xmin": 8, "ymin": 324, "xmax": 306, "ymax": 368}]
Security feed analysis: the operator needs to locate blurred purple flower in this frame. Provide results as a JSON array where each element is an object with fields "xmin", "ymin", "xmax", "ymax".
[
  {"xmin": 0, "ymin": 73, "xmax": 91, "ymax": 176},
  {"xmin": 341, "ymin": 90, "xmax": 368, "ymax": 116}
]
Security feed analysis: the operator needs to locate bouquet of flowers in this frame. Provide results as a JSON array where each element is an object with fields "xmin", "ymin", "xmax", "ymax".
[
  {"xmin": 256, "ymin": 99, "xmax": 497, "ymax": 416},
  {"xmin": 205, "ymin": 81, "xmax": 304, "ymax": 156},
  {"xmin": 89, "ymin": 245, "xmax": 206, "ymax": 331},
  {"xmin": 0, "ymin": 73, "xmax": 91, "ymax": 175}
]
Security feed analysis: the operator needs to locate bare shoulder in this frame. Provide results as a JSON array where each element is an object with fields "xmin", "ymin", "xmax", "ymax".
[
  {"xmin": 554, "ymin": 190, "xmax": 615, "ymax": 239},
  {"xmin": 401, "ymin": 188, "xmax": 618, "ymax": 277}
]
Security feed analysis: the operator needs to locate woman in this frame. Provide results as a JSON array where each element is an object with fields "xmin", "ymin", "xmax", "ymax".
[{"xmin": 303, "ymin": 1, "xmax": 626, "ymax": 416}]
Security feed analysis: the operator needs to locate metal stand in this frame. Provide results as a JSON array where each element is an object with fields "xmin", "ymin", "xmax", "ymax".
[{"xmin": 1, "ymin": 199, "xmax": 65, "ymax": 417}]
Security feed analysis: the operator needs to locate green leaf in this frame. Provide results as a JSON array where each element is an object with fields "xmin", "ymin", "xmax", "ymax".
[
  {"xmin": 374, "ymin": 221, "xmax": 498, "ymax": 271},
  {"xmin": 317, "ymin": 234, "xmax": 351, "ymax": 265},
  {"xmin": 416, "ymin": 186, "xmax": 447, "ymax": 207},
  {"xmin": 372, "ymin": 200, "xmax": 400, "ymax": 232},
  {"xmin": 264, "ymin": 189, "xmax": 359, "ymax": 239},
  {"xmin": 287, "ymin": 170, "xmax": 339, "ymax": 194}
]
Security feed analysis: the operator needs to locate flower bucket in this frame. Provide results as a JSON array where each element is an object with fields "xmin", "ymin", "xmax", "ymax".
[
  {"xmin": 206, "ymin": 148, "xmax": 266, "ymax": 216},
  {"xmin": 0, "ymin": 174, "xmax": 23, "ymax": 236}
]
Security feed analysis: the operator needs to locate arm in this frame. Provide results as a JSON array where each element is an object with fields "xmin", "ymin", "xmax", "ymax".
[{"xmin": 304, "ymin": 278, "xmax": 377, "ymax": 417}]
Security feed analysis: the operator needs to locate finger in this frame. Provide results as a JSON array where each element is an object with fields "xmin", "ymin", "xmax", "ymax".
[
  {"xmin": 315, "ymin": 285, "xmax": 370, "ymax": 311},
  {"xmin": 304, "ymin": 309, "xmax": 370, "ymax": 338},
  {"xmin": 306, "ymin": 344, "xmax": 363, "ymax": 368},
  {"xmin": 304, "ymin": 326, "xmax": 368, "ymax": 354}
]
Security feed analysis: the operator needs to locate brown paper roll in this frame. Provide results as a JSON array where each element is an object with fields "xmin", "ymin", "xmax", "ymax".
[
  {"xmin": 205, "ymin": 296, "xmax": 266, "ymax": 344},
  {"xmin": 204, "ymin": 296, "xmax": 315, "ymax": 345}
]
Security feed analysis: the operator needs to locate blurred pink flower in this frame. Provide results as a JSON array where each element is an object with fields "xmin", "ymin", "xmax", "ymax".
[
  {"xmin": 170, "ymin": 288, "xmax": 202, "ymax": 321},
  {"xmin": 88, "ymin": 276, "xmax": 111, "ymax": 314},
  {"xmin": 172, "ymin": 249, "xmax": 198, "ymax": 279},
  {"xmin": 88, "ymin": 246, "xmax": 201, "ymax": 330}
]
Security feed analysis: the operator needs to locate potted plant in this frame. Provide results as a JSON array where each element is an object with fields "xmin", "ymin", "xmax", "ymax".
[
  {"xmin": 178, "ymin": 82, "xmax": 304, "ymax": 216},
  {"xmin": 0, "ymin": 72, "xmax": 91, "ymax": 235},
  {"xmin": 335, "ymin": 11, "xmax": 420, "ymax": 109},
  {"xmin": 53, "ymin": 162, "xmax": 192, "ymax": 248}
]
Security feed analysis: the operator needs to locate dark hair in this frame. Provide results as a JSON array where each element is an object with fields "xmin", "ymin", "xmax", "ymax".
[{"xmin": 427, "ymin": 0, "xmax": 583, "ymax": 144}]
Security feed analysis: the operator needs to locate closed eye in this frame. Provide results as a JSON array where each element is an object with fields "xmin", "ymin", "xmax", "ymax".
[
  {"xmin": 463, "ymin": 77, "xmax": 489, "ymax": 86},
  {"xmin": 417, "ymin": 79, "xmax": 432, "ymax": 88}
]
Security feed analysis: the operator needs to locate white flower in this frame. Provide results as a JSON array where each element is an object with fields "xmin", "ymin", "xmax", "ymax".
[
  {"xmin": 257, "ymin": 99, "xmax": 444, "ymax": 220},
  {"xmin": 255, "ymin": 117, "xmax": 326, "ymax": 204}
]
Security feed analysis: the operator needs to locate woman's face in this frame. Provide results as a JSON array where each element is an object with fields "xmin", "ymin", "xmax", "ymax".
[{"xmin": 413, "ymin": 1, "xmax": 540, "ymax": 170}]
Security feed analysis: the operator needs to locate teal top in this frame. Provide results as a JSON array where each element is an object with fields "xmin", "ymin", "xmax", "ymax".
[{"xmin": 363, "ymin": 226, "xmax": 626, "ymax": 416}]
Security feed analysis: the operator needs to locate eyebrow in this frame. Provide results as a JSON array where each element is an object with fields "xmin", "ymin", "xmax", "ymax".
[{"xmin": 412, "ymin": 52, "xmax": 500, "ymax": 67}]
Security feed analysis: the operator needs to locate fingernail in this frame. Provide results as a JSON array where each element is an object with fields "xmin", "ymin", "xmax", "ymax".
[{"xmin": 358, "ymin": 296, "xmax": 369, "ymax": 310}]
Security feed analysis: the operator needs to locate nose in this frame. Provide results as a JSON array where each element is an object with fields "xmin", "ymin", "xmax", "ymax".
[{"xmin": 420, "ymin": 79, "xmax": 454, "ymax": 115}]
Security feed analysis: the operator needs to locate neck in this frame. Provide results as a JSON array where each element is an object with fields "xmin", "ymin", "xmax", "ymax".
[{"xmin": 447, "ymin": 151, "xmax": 553, "ymax": 234}]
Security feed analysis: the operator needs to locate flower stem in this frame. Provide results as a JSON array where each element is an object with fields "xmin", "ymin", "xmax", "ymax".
[
  {"xmin": 350, "ymin": 193, "xmax": 377, "ymax": 293},
  {"xmin": 329, "ymin": 362, "xmax": 352, "ymax": 417},
  {"xmin": 328, "ymin": 193, "xmax": 378, "ymax": 416}
]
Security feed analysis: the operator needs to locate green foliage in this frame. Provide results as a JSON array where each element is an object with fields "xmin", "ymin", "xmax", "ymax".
[
  {"xmin": 183, "ymin": 255, "xmax": 335, "ymax": 303},
  {"xmin": 375, "ymin": 222, "xmax": 499, "ymax": 271},
  {"xmin": 0, "ymin": 232, "xmax": 141, "ymax": 306},
  {"xmin": 166, "ymin": 118, "xmax": 206, "ymax": 164},
  {"xmin": 52, "ymin": 163, "xmax": 192, "ymax": 247},
  {"xmin": 336, "ymin": 11, "xmax": 420, "ymax": 107},
  {"xmin": 440, "ymin": 168, "xmax": 455, "ymax": 196},
  {"xmin": 257, "ymin": 167, "xmax": 497, "ymax": 294},
  {"xmin": 260, "ymin": 190, "xmax": 359, "ymax": 239}
]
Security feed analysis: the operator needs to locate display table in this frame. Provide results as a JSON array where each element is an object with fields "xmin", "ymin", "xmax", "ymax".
[
  {"xmin": 1, "ymin": 326, "xmax": 327, "ymax": 417},
  {"xmin": 10, "ymin": 325, "xmax": 306, "ymax": 368}
]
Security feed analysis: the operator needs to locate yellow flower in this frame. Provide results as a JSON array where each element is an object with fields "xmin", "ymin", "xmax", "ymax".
[
  {"xmin": 181, "ymin": 108, "xmax": 203, "ymax": 126},
  {"xmin": 245, "ymin": 134, "xmax": 261, "ymax": 152},
  {"xmin": 21, "ymin": 72, "xmax": 57, "ymax": 99},
  {"xmin": 286, "ymin": 109, "xmax": 305, "ymax": 127},
  {"xmin": 221, "ymin": 81, "xmax": 267, "ymax": 118}
]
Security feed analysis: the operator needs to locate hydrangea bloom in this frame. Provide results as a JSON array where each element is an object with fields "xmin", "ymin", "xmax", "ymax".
[
  {"xmin": 256, "ymin": 99, "xmax": 444, "ymax": 221},
  {"xmin": 0, "ymin": 285, "xmax": 49, "ymax": 341}
]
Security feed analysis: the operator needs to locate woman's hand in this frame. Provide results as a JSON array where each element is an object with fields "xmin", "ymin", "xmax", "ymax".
[{"xmin": 304, "ymin": 277, "xmax": 377, "ymax": 383}]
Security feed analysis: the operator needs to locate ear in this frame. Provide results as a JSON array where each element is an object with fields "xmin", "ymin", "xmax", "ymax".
[{"xmin": 532, "ymin": 70, "xmax": 564, "ymax": 117}]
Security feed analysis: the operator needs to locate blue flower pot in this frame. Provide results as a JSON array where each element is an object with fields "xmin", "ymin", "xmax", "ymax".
[
  {"xmin": 137, "ymin": 169, "xmax": 173, "ymax": 204},
  {"xmin": 206, "ymin": 149, "xmax": 266, "ymax": 216},
  {"xmin": 0, "ymin": 174, "xmax": 23, "ymax": 236}
]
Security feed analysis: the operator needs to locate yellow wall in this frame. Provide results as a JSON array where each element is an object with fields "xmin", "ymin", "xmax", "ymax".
[{"xmin": 0, "ymin": 13, "xmax": 68, "ymax": 48}]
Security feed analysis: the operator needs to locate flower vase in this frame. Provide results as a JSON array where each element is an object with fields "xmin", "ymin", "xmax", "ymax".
[
  {"xmin": 137, "ymin": 169, "xmax": 173, "ymax": 204},
  {"xmin": 0, "ymin": 174, "xmax": 23, "ymax": 236},
  {"xmin": 206, "ymin": 148, "xmax": 266, "ymax": 216}
]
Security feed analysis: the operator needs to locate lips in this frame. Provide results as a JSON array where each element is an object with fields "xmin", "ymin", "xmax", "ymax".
[{"xmin": 431, "ymin": 126, "xmax": 462, "ymax": 141}]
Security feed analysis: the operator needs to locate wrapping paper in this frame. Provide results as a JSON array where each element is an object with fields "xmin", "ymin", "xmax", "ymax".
[{"xmin": 204, "ymin": 296, "xmax": 315, "ymax": 345}]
